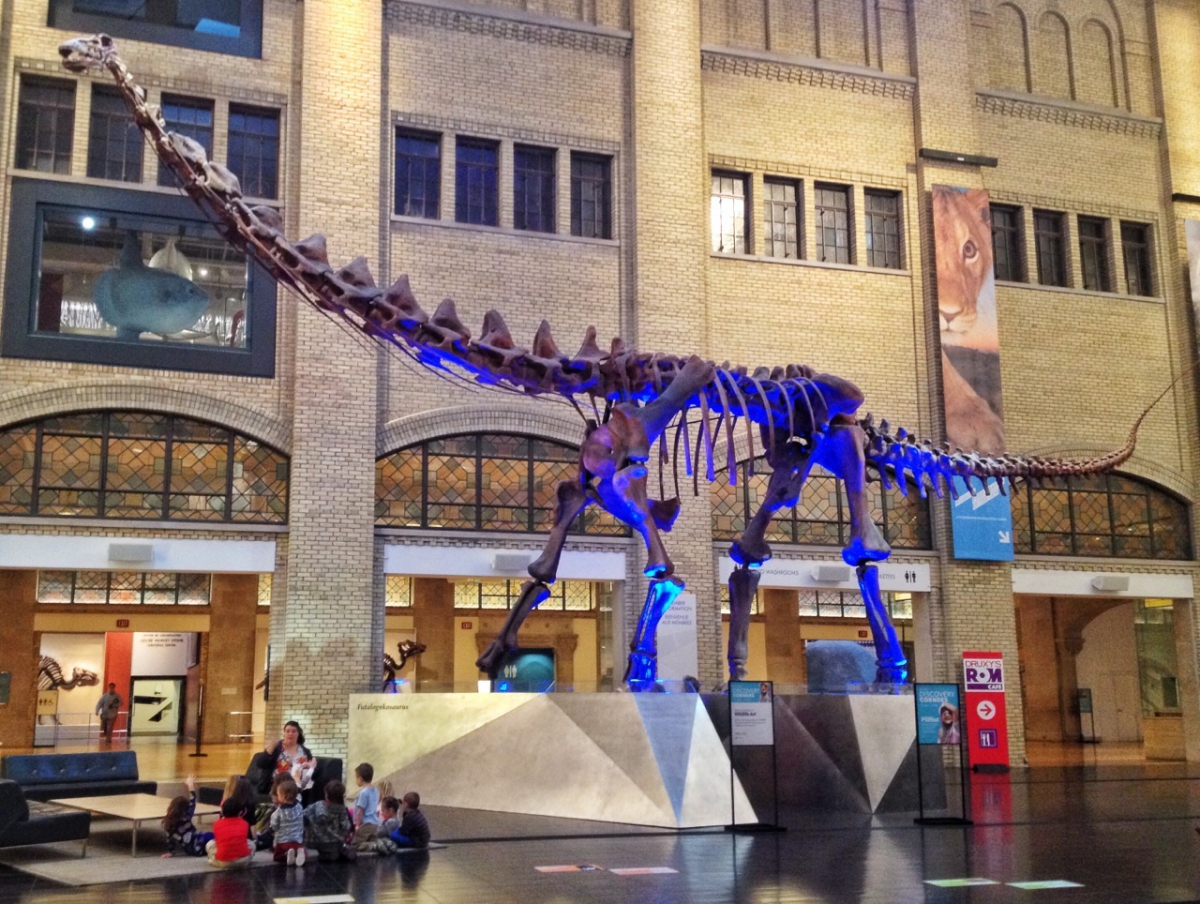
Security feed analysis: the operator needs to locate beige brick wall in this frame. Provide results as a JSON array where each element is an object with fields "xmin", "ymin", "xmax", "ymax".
[{"xmin": 3, "ymin": 0, "xmax": 1200, "ymax": 765}]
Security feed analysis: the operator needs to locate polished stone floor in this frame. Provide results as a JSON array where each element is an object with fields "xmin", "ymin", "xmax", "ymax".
[{"xmin": 1, "ymin": 758, "xmax": 1198, "ymax": 903}]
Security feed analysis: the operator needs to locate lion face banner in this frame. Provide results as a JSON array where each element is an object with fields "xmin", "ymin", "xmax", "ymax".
[
  {"xmin": 933, "ymin": 185, "xmax": 1014, "ymax": 562},
  {"xmin": 933, "ymin": 184, "xmax": 1005, "ymax": 456}
]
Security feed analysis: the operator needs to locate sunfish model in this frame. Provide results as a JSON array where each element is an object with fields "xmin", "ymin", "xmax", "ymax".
[{"xmin": 92, "ymin": 230, "xmax": 209, "ymax": 341}]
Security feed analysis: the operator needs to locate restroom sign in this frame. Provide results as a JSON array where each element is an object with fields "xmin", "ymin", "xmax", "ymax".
[{"xmin": 963, "ymin": 651, "xmax": 1009, "ymax": 770}]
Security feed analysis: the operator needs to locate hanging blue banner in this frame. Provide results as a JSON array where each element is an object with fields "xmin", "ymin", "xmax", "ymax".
[{"xmin": 949, "ymin": 476, "xmax": 1014, "ymax": 561}]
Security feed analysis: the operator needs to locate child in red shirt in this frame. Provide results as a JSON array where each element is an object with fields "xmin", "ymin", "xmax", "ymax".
[{"xmin": 206, "ymin": 798, "xmax": 255, "ymax": 869}]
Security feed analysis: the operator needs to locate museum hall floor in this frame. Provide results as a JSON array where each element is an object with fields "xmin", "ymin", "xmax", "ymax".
[{"xmin": 0, "ymin": 741, "xmax": 1198, "ymax": 903}]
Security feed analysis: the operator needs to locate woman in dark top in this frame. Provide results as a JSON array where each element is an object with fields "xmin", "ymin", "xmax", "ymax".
[{"xmin": 255, "ymin": 720, "xmax": 317, "ymax": 795}]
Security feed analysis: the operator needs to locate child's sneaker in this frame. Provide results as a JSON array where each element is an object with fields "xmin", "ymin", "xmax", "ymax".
[
  {"xmin": 296, "ymin": 848, "xmax": 307, "ymax": 867},
  {"xmin": 286, "ymin": 848, "xmax": 296, "ymax": 866}
]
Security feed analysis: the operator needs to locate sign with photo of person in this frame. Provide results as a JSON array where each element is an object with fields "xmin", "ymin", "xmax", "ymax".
[{"xmin": 915, "ymin": 683, "xmax": 961, "ymax": 746}]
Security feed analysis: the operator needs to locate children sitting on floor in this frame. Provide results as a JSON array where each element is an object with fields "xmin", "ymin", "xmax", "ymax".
[
  {"xmin": 352, "ymin": 762, "xmax": 382, "ymax": 849},
  {"xmin": 304, "ymin": 779, "xmax": 355, "ymax": 862},
  {"xmin": 390, "ymin": 791, "xmax": 430, "ymax": 850},
  {"xmin": 161, "ymin": 775, "xmax": 213, "ymax": 858},
  {"xmin": 270, "ymin": 776, "xmax": 307, "ymax": 866},
  {"xmin": 207, "ymin": 798, "xmax": 255, "ymax": 869}
]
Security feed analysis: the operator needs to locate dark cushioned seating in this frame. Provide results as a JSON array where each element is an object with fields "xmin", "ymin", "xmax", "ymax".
[
  {"xmin": 198, "ymin": 754, "xmax": 343, "ymax": 808},
  {"xmin": 0, "ymin": 751, "xmax": 156, "ymax": 802},
  {"xmin": 0, "ymin": 780, "xmax": 90, "ymax": 855}
]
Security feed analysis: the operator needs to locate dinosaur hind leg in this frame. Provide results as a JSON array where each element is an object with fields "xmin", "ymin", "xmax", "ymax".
[
  {"xmin": 815, "ymin": 417, "xmax": 890, "ymax": 566},
  {"xmin": 625, "ymin": 577, "xmax": 684, "ymax": 690}
]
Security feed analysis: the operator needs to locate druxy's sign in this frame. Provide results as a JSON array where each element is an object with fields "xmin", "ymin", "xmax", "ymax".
[
  {"xmin": 963, "ymin": 650, "xmax": 1010, "ymax": 771},
  {"xmin": 964, "ymin": 657, "xmax": 1004, "ymax": 692}
]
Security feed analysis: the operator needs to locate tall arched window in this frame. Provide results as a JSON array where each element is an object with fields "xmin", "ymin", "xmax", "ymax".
[
  {"xmin": 990, "ymin": 3, "xmax": 1031, "ymax": 92},
  {"xmin": 1010, "ymin": 473, "xmax": 1190, "ymax": 559},
  {"xmin": 1076, "ymin": 19, "xmax": 1118, "ymax": 107},
  {"xmin": 1034, "ymin": 11, "xmax": 1073, "ymax": 99},
  {"xmin": 376, "ymin": 433, "xmax": 627, "ymax": 536},
  {"xmin": 711, "ymin": 460, "xmax": 933, "ymax": 550},
  {"xmin": 0, "ymin": 410, "xmax": 288, "ymax": 522}
]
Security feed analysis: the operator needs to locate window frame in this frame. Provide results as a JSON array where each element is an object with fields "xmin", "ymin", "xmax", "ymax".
[
  {"xmin": 990, "ymin": 203, "xmax": 1024, "ymax": 282},
  {"xmin": 157, "ymin": 95, "xmax": 214, "ymax": 188},
  {"xmin": 394, "ymin": 128, "xmax": 441, "ymax": 220},
  {"xmin": 710, "ymin": 169, "xmax": 749, "ymax": 255},
  {"xmin": 1033, "ymin": 209, "xmax": 1068, "ymax": 287},
  {"xmin": 455, "ymin": 137, "xmax": 500, "ymax": 227},
  {"xmin": 15, "ymin": 76, "xmax": 76, "ymax": 176},
  {"xmin": 513, "ymin": 144, "xmax": 556, "ymax": 234},
  {"xmin": 2, "ymin": 177, "xmax": 277, "ymax": 377},
  {"xmin": 87, "ymin": 84, "xmax": 144, "ymax": 183},
  {"xmin": 1077, "ymin": 214, "xmax": 1111, "ymax": 292},
  {"xmin": 1, "ymin": 410, "xmax": 289, "ymax": 524},
  {"xmin": 47, "ymin": 0, "xmax": 264, "ymax": 59},
  {"xmin": 1121, "ymin": 221, "xmax": 1154, "ymax": 297},
  {"xmin": 762, "ymin": 177, "xmax": 800, "ymax": 260},
  {"xmin": 375, "ymin": 432, "xmax": 629, "ymax": 537},
  {"xmin": 864, "ymin": 188, "xmax": 902, "ymax": 269},
  {"xmin": 226, "ymin": 103, "xmax": 280, "ymax": 200},
  {"xmin": 815, "ymin": 182, "xmax": 853, "ymax": 264},
  {"xmin": 570, "ymin": 151, "xmax": 612, "ymax": 240}
]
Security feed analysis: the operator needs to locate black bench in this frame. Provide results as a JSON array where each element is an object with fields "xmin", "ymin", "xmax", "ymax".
[
  {"xmin": 0, "ymin": 779, "xmax": 90, "ymax": 855},
  {"xmin": 0, "ymin": 751, "xmax": 157, "ymax": 802}
]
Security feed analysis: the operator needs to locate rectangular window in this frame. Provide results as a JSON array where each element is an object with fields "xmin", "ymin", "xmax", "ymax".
[
  {"xmin": 227, "ymin": 104, "xmax": 279, "ymax": 199},
  {"xmin": 815, "ymin": 183, "xmax": 852, "ymax": 264},
  {"xmin": 394, "ymin": 129, "xmax": 441, "ymax": 219},
  {"xmin": 1121, "ymin": 222, "xmax": 1153, "ymax": 297},
  {"xmin": 157, "ymin": 95, "xmax": 213, "ymax": 187},
  {"xmin": 763, "ymin": 178, "xmax": 799, "ymax": 259},
  {"xmin": 991, "ymin": 203, "xmax": 1024, "ymax": 281},
  {"xmin": 570, "ymin": 152, "xmax": 612, "ymax": 239},
  {"xmin": 513, "ymin": 144, "xmax": 555, "ymax": 233},
  {"xmin": 48, "ymin": 1, "xmax": 263, "ymax": 59},
  {"xmin": 864, "ymin": 189, "xmax": 902, "ymax": 269},
  {"xmin": 3, "ymin": 179, "xmax": 276, "ymax": 376},
  {"xmin": 711, "ymin": 170, "xmax": 748, "ymax": 254},
  {"xmin": 455, "ymin": 138, "xmax": 499, "ymax": 227},
  {"xmin": 1034, "ymin": 210, "xmax": 1067, "ymax": 287},
  {"xmin": 16, "ymin": 77, "xmax": 75, "ymax": 175},
  {"xmin": 1078, "ymin": 215, "xmax": 1111, "ymax": 292},
  {"xmin": 87, "ymin": 86, "xmax": 142, "ymax": 182}
]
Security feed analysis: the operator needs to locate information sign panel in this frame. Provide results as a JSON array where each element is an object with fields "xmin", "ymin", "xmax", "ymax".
[
  {"xmin": 963, "ymin": 651, "xmax": 1009, "ymax": 768},
  {"xmin": 730, "ymin": 680, "xmax": 774, "ymax": 746},
  {"xmin": 915, "ymin": 683, "xmax": 962, "ymax": 746}
]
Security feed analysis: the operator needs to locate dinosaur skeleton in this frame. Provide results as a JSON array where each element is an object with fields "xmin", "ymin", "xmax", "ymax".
[
  {"xmin": 382, "ymin": 639, "xmax": 427, "ymax": 692},
  {"xmin": 37, "ymin": 655, "xmax": 100, "ymax": 724},
  {"xmin": 60, "ymin": 35, "xmax": 1142, "ymax": 687}
]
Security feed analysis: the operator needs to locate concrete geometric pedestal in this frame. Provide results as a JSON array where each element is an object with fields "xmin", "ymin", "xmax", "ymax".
[
  {"xmin": 704, "ymin": 693, "xmax": 946, "ymax": 813},
  {"xmin": 348, "ymin": 693, "xmax": 756, "ymax": 829}
]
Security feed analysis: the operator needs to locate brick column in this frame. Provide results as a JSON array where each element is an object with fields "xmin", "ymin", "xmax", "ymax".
[
  {"xmin": 627, "ymin": 0, "xmax": 721, "ymax": 687},
  {"xmin": 270, "ymin": 0, "xmax": 383, "ymax": 761}
]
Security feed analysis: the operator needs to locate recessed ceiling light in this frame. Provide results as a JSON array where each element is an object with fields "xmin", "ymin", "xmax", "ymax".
[{"xmin": 80, "ymin": 215, "xmax": 96, "ymax": 231}]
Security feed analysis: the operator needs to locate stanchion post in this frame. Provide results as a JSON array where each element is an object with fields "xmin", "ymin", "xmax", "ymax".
[{"xmin": 189, "ymin": 683, "xmax": 208, "ymax": 758}]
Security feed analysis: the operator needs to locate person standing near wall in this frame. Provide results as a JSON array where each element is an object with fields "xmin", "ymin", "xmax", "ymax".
[{"xmin": 96, "ymin": 682, "xmax": 122, "ymax": 742}]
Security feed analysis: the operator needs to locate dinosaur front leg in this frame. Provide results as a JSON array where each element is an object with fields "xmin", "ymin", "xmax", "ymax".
[
  {"xmin": 624, "ymin": 577, "xmax": 684, "ymax": 690},
  {"xmin": 727, "ymin": 565, "xmax": 761, "ymax": 681},
  {"xmin": 476, "ymin": 579, "xmax": 552, "ymax": 679},
  {"xmin": 475, "ymin": 480, "xmax": 590, "ymax": 679},
  {"xmin": 857, "ymin": 563, "xmax": 908, "ymax": 684}
]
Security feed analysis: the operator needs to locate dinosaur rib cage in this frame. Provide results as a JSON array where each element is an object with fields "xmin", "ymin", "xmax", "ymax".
[{"xmin": 58, "ymin": 34, "xmax": 1142, "ymax": 505}]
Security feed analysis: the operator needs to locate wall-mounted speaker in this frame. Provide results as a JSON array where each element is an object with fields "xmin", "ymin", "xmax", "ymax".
[
  {"xmin": 491, "ymin": 553, "xmax": 532, "ymax": 574},
  {"xmin": 108, "ymin": 542, "xmax": 154, "ymax": 564},
  {"xmin": 812, "ymin": 565, "xmax": 852, "ymax": 583},
  {"xmin": 1090, "ymin": 574, "xmax": 1130, "ymax": 593}
]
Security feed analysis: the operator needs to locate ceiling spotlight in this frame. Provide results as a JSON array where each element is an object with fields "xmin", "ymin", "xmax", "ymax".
[
  {"xmin": 80, "ymin": 215, "xmax": 97, "ymax": 231},
  {"xmin": 198, "ymin": 267, "xmax": 209, "ymax": 278}
]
